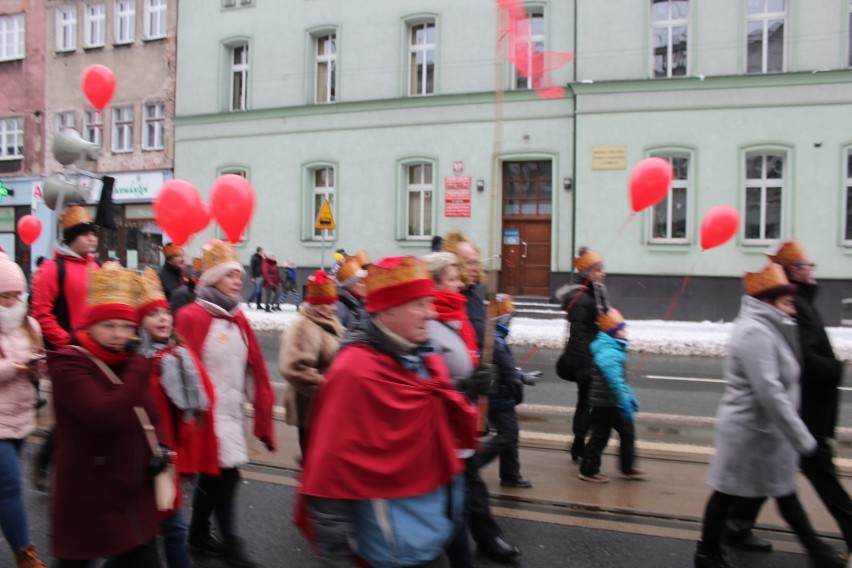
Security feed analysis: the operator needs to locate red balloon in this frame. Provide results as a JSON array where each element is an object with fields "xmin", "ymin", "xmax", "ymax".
[
  {"xmin": 81, "ymin": 65, "xmax": 116, "ymax": 111},
  {"xmin": 210, "ymin": 175, "xmax": 255, "ymax": 243},
  {"xmin": 189, "ymin": 201, "xmax": 211, "ymax": 234},
  {"xmin": 154, "ymin": 180, "xmax": 202, "ymax": 246},
  {"xmin": 629, "ymin": 157, "xmax": 674, "ymax": 212},
  {"xmin": 700, "ymin": 205, "xmax": 740, "ymax": 251},
  {"xmin": 17, "ymin": 215, "xmax": 42, "ymax": 246}
]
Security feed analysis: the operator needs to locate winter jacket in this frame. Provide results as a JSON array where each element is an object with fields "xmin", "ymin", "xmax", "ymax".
[
  {"xmin": 249, "ymin": 253, "xmax": 263, "ymax": 279},
  {"xmin": 794, "ymin": 281, "xmax": 844, "ymax": 439},
  {"xmin": 490, "ymin": 323, "xmax": 525, "ymax": 412},
  {"xmin": 157, "ymin": 262, "xmax": 186, "ymax": 300},
  {"xmin": 588, "ymin": 332, "xmax": 637, "ymax": 421},
  {"xmin": 555, "ymin": 276, "xmax": 610, "ymax": 377},
  {"xmin": 0, "ymin": 316, "xmax": 41, "ymax": 440},
  {"xmin": 262, "ymin": 258, "xmax": 282, "ymax": 289},
  {"xmin": 428, "ymin": 318, "xmax": 475, "ymax": 392},
  {"xmin": 278, "ymin": 306, "xmax": 344, "ymax": 429},
  {"xmin": 707, "ymin": 295, "xmax": 816, "ymax": 498},
  {"xmin": 463, "ymin": 284, "xmax": 487, "ymax": 349},
  {"xmin": 30, "ymin": 244, "xmax": 99, "ymax": 348},
  {"xmin": 336, "ymin": 287, "xmax": 368, "ymax": 331}
]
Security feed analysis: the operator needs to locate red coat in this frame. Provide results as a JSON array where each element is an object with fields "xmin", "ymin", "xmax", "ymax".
[
  {"xmin": 31, "ymin": 252, "xmax": 99, "ymax": 348},
  {"xmin": 262, "ymin": 258, "xmax": 282, "ymax": 289},
  {"xmin": 175, "ymin": 302, "xmax": 277, "ymax": 451},
  {"xmin": 48, "ymin": 348, "xmax": 160, "ymax": 560}
]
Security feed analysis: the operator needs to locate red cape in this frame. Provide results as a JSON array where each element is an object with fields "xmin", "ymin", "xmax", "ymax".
[{"xmin": 175, "ymin": 302, "xmax": 277, "ymax": 452}]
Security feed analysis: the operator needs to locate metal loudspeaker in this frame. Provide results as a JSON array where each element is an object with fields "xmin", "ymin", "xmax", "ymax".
[
  {"xmin": 42, "ymin": 174, "xmax": 88, "ymax": 211},
  {"xmin": 53, "ymin": 128, "xmax": 100, "ymax": 166}
]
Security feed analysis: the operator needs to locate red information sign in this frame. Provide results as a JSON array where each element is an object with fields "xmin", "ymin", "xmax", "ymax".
[{"xmin": 444, "ymin": 177, "xmax": 471, "ymax": 217}]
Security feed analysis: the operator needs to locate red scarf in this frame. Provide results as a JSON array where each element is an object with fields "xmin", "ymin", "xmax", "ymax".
[
  {"xmin": 432, "ymin": 290, "xmax": 480, "ymax": 367},
  {"xmin": 75, "ymin": 330, "xmax": 131, "ymax": 366}
]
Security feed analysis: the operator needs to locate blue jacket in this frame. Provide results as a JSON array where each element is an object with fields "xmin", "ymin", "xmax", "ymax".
[
  {"xmin": 490, "ymin": 323, "xmax": 524, "ymax": 412},
  {"xmin": 589, "ymin": 331, "xmax": 638, "ymax": 421}
]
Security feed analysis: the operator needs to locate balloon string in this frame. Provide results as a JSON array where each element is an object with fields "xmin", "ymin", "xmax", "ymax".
[
  {"xmin": 610, "ymin": 213, "xmax": 637, "ymax": 248},
  {"xmin": 519, "ymin": 343, "xmax": 541, "ymax": 366}
]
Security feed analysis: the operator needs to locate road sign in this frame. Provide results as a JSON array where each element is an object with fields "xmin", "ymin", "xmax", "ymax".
[{"xmin": 315, "ymin": 199, "xmax": 336, "ymax": 230}]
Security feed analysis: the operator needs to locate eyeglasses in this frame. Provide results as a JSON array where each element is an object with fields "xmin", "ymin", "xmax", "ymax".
[{"xmin": 793, "ymin": 262, "xmax": 816, "ymax": 269}]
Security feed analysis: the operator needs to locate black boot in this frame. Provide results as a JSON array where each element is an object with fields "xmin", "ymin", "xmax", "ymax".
[
  {"xmin": 807, "ymin": 541, "xmax": 845, "ymax": 568},
  {"xmin": 264, "ymin": 305, "xmax": 271, "ymax": 312},
  {"xmin": 188, "ymin": 527, "xmax": 226, "ymax": 557},
  {"xmin": 694, "ymin": 541, "xmax": 734, "ymax": 568},
  {"xmin": 224, "ymin": 538, "xmax": 259, "ymax": 568}
]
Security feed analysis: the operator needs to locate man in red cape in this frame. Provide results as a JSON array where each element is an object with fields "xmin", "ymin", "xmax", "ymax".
[{"xmin": 297, "ymin": 256, "xmax": 477, "ymax": 567}]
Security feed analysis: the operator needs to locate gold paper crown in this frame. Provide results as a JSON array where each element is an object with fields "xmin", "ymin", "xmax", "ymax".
[
  {"xmin": 87, "ymin": 262, "xmax": 145, "ymax": 310},
  {"xmin": 60, "ymin": 205, "xmax": 94, "ymax": 230},
  {"xmin": 574, "ymin": 249, "xmax": 603, "ymax": 273},
  {"xmin": 306, "ymin": 270, "xmax": 338, "ymax": 304},
  {"xmin": 140, "ymin": 267, "xmax": 167, "ymax": 306},
  {"xmin": 492, "ymin": 293, "xmax": 515, "ymax": 317},
  {"xmin": 162, "ymin": 243, "xmax": 184, "ymax": 259},
  {"xmin": 200, "ymin": 239, "xmax": 239, "ymax": 271},
  {"xmin": 336, "ymin": 256, "xmax": 366, "ymax": 284},
  {"xmin": 191, "ymin": 257, "xmax": 203, "ymax": 272},
  {"xmin": 766, "ymin": 240, "xmax": 806, "ymax": 268},
  {"xmin": 366, "ymin": 256, "xmax": 431, "ymax": 295},
  {"xmin": 743, "ymin": 263, "xmax": 791, "ymax": 298},
  {"xmin": 596, "ymin": 308, "xmax": 625, "ymax": 333},
  {"xmin": 355, "ymin": 250, "xmax": 371, "ymax": 267}
]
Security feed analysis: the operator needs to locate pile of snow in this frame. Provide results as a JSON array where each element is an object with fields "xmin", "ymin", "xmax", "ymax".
[{"xmin": 240, "ymin": 303, "xmax": 852, "ymax": 362}]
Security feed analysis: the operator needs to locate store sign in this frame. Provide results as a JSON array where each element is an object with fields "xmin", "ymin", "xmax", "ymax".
[
  {"xmin": 444, "ymin": 176, "xmax": 471, "ymax": 218},
  {"xmin": 88, "ymin": 171, "xmax": 166, "ymax": 202}
]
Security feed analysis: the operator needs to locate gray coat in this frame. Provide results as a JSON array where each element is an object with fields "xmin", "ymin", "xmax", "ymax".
[
  {"xmin": 428, "ymin": 319, "xmax": 474, "ymax": 391},
  {"xmin": 707, "ymin": 296, "xmax": 816, "ymax": 498}
]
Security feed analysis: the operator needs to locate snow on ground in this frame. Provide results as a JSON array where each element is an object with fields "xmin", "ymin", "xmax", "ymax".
[{"xmin": 241, "ymin": 303, "xmax": 852, "ymax": 362}]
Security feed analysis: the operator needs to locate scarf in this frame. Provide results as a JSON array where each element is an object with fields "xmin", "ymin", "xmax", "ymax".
[
  {"xmin": 432, "ymin": 290, "xmax": 480, "ymax": 367},
  {"xmin": 0, "ymin": 295, "xmax": 28, "ymax": 333},
  {"xmin": 195, "ymin": 284, "xmax": 240, "ymax": 314},
  {"xmin": 75, "ymin": 330, "xmax": 130, "ymax": 366},
  {"xmin": 139, "ymin": 329, "xmax": 209, "ymax": 422}
]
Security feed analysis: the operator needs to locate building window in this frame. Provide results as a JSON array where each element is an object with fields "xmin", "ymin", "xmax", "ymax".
[
  {"xmin": 315, "ymin": 33, "xmax": 336, "ymax": 104},
  {"xmin": 84, "ymin": 4, "xmax": 105, "ymax": 48},
  {"xmin": 312, "ymin": 167, "xmax": 335, "ymax": 239},
  {"xmin": 651, "ymin": 0, "xmax": 688, "ymax": 78},
  {"xmin": 408, "ymin": 21, "xmax": 436, "ymax": 96},
  {"xmin": 144, "ymin": 0, "xmax": 167, "ymax": 40},
  {"xmin": 503, "ymin": 161, "xmax": 553, "ymax": 216},
  {"xmin": 83, "ymin": 110, "xmax": 103, "ymax": 146},
  {"xmin": 114, "ymin": 0, "xmax": 135, "ymax": 44},
  {"xmin": 142, "ymin": 103, "xmax": 164, "ymax": 150},
  {"xmin": 0, "ymin": 14, "xmax": 25, "ymax": 61},
  {"xmin": 230, "ymin": 44, "xmax": 249, "ymax": 111},
  {"xmin": 512, "ymin": 9, "xmax": 544, "ymax": 90},
  {"xmin": 56, "ymin": 111, "xmax": 75, "ymax": 133},
  {"xmin": 223, "ymin": 0, "xmax": 253, "ymax": 6},
  {"xmin": 0, "ymin": 118, "xmax": 23, "ymax": 160},
  {"xmin": 406, "ymin": 163, "xmax": 434, "ymax": 239},
  {"xmin": 746, "ymin": 0, "xmax": 785, "ymax": 74},
  {"xmin": 845, "ymin": 150, "xmax": 852, "ymax": 243},
  {"xmin": 744, "ymin": 152, "xmax": 785, "ymax": 242},
  {"xmin": 112, "ymin": 106, "xmax": 134, "ymax": 153},
  {"xmin": 649, "ymin": 152, "xmax": 689, "ymax": 242},
  {"xmin": 56, "ymin": 6, "xmax": 77, "ymax": 52}
]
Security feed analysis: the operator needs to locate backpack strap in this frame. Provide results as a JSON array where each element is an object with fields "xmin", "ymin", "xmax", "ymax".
[{"xmin": 53, "ymin": 258, "xmax": 71, "ymax": 335}]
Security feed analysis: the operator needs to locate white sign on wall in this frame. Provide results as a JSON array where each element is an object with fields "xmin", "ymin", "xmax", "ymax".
[{"xmin": 87, "ymin": 171, "xmax": 167, "ymax": 202}]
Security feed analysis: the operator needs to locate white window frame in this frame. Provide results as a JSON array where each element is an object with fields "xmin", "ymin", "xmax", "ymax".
[
  {"xmin": 114, "ymin": 0, "xmax": 135, "ymax": 45},
  {"xmin": 311, "ymin": 166, "xmax": 336, "ymax": 239},
  {"xmin": 111, "ymin": 106, "xmax": 134, "ymax": 153},
  {"xmin": 314, "ymin": 32, "xmax": 337, "ymax": 104},
  {"xmin": 651, "ymin": 0, "xmax": 688, "ymax": 78},
  {"xmin": 511, "ymin": 8, "xmax": 545, "ymax": 90},
  {"xmin": 229, "ymin": 44, "xmax": 249, "ymax": 111},
  {"xmin": 746, "ymin": 0, "xmax": 786, "ymax": 74},
  {"xmin": 0, "ymin": 117, "xmax": 23, "ymax": 160},
  {"xmin": 408, "ymin": 20, "xmax": 436, "ymax": 96},
  {"xmin": 144, "ymin": 0, "xmax": 167, "ymax": 40},
  {"xmin": 0, "ymin": 14, "xmax": 25, "ymax": 61},
  {"xmin": 743, "ymin": 150, "xmax": 786, "ymax": 244},
  {"xmin": 844, "ymin": 148, "xmax": 852, "ymax": 245},
  {"xmin": 84, "ymin": 3, "xmax": 105, "ymax": 48},
  {"xmin": 56, "ymin": 6, "xmax": 77, "ymax": 52},
  {"xmin": 648, "ymin": 150, "xmax": 691, "ymax": 244},
  {"xmin": 405, "ymin": 162, "xmax": 435, "ymax": 240},
  {"xmin": 142, "ymin": 102, "xmax": 164, "ymax": 150},
  {"xmin": 83, "ymin": 110, "xmax": 103, "ymax": 146},
  {"xmin": 55, "ymin": 111, "xmax": 75, "ymax": 133}
]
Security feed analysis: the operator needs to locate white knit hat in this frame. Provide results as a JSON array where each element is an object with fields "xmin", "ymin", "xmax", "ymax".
[{"xmin": 0, "ymin": 253, "xmax": 26, "ymax": 294}]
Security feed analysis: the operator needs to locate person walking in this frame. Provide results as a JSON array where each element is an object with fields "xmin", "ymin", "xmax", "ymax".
[
  {"xmin": 296, "ymin": 256, "xmax": 477, "ymax": 567},
  {"xmin": 578, "ymin": 308, "xmax": 646, "ymax": 483},
  {"xmin": 725, "ymin": 240, "xmax": 852, "ymax": 555},
  {"xmin": 0, "ymin": 254, "xmax": 47, "ymax": 567},
  {"xmin": 137, "ymin": 268, "xmax": 218, "ymax": 568},
  {"xmin": 279, "ymin": 270, "xmax": 343, "ymax": 457},
  {"xmin": 694, "ymin": 263, "xmax": 844, "ymax": 568},
  {"xmin": 261, "ymin": 253, "xmax": 282, "ymax": 312},
  {"xmin": 247, "ymin": 247, "xmax": 264, "ymax": 309},
  {"xmin": 175, "ymin": 239, "xmax": 276, "ymax": 568},
  {"xmin": 334, "ymin": 255, "xmax": 369, "ymax": 330},
  {"xmin": 47, "ymin": 262, "xmax": 167, "ymax": 567},
  {"xmin": 555, "ymin": 247, "xmax": 609, "ymax": 462},
  {"xmin": 157, "ymin": 243, "xmax": 189, "ymax": 302}
]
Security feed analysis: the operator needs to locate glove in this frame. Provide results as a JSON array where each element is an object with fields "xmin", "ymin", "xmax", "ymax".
[
  {"xmin": 627, "ymin": 393, "xmax": 639, "ymax": 412},
  {"xmin": 469, "ymin": 365, "xmax": 497, "ymax": 397},
  {"xmin": 148, "ymin": 444, "xmax": 172, "ymax": 478},
  {"xmin": 521, "ymin": 371, "xmax": 542, "ymax": 386}
]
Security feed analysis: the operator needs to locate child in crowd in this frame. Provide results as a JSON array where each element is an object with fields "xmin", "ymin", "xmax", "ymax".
[{"xmin": 578, "ymin": 308, "xmax": 646, "ymax": 483}]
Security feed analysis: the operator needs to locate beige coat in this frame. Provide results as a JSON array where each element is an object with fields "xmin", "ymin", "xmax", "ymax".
[{"xmin": 278, "ymin": 306, "xmax": 344, "ymax": 429}]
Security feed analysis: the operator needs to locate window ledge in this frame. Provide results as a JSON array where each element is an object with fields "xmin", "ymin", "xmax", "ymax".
[
  {"xmin": 83, "ymin": 44, "xmax": 105, "ymax": 51},
  {"xmin": 302, "ymin": 240, "xmax": 338, "ymax": 248},
  {"xmin": 0, "ymin": 156, "xmax": 23, "ymax": 162},
  {"xmin": 55, "ymin": 47, "xmax": 76, "ymax": 54},
  {"xmin": 397, "ymin": 239, "xmax": 433, "ymax": 249},
  {"xmin": 141, "ymin": 147, "xmax": 164, "ymax": 152},
  {"xmin": 143, "ymin": 35, "xmax": 166, "ymax": 43},
  {"xmin": 113, "ymin": 40, "xmax": 135, "ymax": 47},
  {"xmin": 111, "ymin": 149, "xmax": 133, "ymax": 154},
  {"xmin": 0, "ymin": 56, "xmax": 24, "ymax": 63},
  {"xmin": 646, "ymin": 241, "xmax": 693, "ymax": 252}
]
